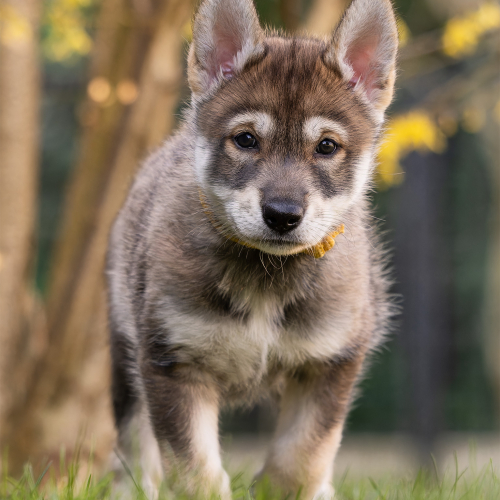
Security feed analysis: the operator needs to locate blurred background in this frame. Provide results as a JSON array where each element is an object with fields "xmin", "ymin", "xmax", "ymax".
[{"xmin": 0, "ymin": 0, "xmax": 499, "ymax": 480}]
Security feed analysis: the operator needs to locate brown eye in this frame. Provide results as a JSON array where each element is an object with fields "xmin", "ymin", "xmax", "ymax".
[
  {"xmin": 234, "ymin": 132, "xmax": 258, "ymax": 149},
  {"xmin": 316, "ymin": 139, "xmax": 338, "ymax": 155}
]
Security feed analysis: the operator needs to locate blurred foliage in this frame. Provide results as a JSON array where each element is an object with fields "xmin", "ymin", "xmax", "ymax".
[
  {"xmin": 442, "ymin": 2, "xmax": 500, "ymax": 58},
  {"xmin": 377, "ymin": 111, "xmax": 446, "ymax": 188},
  {"xmin": 42, "ymin": 0, "xmax": 94, "ymax": 62},
  {"xmin": 396, "ymin": 17, "xmax": 411, "ymax": 47},
  {"xmin": 377, "ymin": 1, "xmax": 500, "ymax": 189}
]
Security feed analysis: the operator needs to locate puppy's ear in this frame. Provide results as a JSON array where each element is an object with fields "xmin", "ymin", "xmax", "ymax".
[
  {"xmin": 324, "ymin": 0, "xmax": 398, "ymax": 120},
  {"xmin": 188, "ymin": 0, "xmax": 265, "ymax": 98}
]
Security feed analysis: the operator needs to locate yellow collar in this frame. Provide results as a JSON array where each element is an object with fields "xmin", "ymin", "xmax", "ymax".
[{"xmin": 198, "ymin": 189, "xmax": 344, "ymax": 258}]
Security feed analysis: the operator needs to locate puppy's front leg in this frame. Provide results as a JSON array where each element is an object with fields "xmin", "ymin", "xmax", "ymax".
[
  {"xmin": 140, "ymin": 354, "xmax": 230, "ymax": 499},
  {"xmin": 260, "ymin": 353, "xmax": 365, "ymax": 499}
]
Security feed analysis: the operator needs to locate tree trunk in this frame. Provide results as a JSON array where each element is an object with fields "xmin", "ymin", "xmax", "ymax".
[
  {"xmin": 280, "ymin": 0, "xmax": 303, "ymax": 32},
  {"xmin": 304, "ymin": 0, "xmax": 347, "ymax": 36},
  {"xmin": 9, "ymin": 0, "xmax": 194, "ymax": 474},
  {"xmin": 483, "ymin": 116, "xmax": 500, "ymax": 423},
  {"xmin": 0, "ymin": 0, "xmax": 41, "ymax": 470},
  {"xmin": 393, "ymin": 151, "xmax": 453, "ymax": 462}
]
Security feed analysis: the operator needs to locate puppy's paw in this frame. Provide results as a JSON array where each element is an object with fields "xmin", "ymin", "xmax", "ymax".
[
  {"xmin": 312, "ymin": 482, "xmax": 335, "ymax": 499},
  {"xmin": 217, "ymin": 469, "xmax": 232, "ymax": 500},
  {"xmin": 187, "ymin": 468, "xmax": 231, "ymax": 500}
]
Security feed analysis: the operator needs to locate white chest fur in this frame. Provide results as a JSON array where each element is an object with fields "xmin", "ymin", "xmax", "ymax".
[
  {"xmin": 158, "ymin": 288, "xmax": 359, "ymax": 386},
  {"xmin": 159, "ymin": 295, "xmax": 278, "ymax": 384}
]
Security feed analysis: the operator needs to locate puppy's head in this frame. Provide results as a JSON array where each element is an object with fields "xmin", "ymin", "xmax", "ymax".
[{"xmin": 189, "ymin": 0, "xmax": 398, "ymax": 256}]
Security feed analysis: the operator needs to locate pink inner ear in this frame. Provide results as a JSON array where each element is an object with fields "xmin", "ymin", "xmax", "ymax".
[
  {"xmin": 346, "ymin": 38, "xmax": 378, "ymax": 97},
  {"xmin": 218, "ymin": 48, "xmax": 237, "ymax": 78},
  {"xmin": 220, "ymin": 61, "xmax": 234, "ymax": 78},
  {"xmin": 211, "ymin": 37, "xmax": 242, "ymax": 81}
]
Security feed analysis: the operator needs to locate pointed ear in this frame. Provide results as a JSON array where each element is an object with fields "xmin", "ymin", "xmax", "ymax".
[
  {"xmin": 188, "ymin": 0, "xmax": 265, "ymax": 97},
  {"xmin": 324, "ymin": 0, "xmax": 398, "ymax": 120}
]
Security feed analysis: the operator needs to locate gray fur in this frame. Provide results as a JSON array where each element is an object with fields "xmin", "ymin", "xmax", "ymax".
[{"xmin": 107, "ymin": 0, "xmax": 398, "ymax": 498}]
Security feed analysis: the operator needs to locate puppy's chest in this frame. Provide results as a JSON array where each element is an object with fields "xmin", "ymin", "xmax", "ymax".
[
  {"xmin": 165, "ymin": 285, "xmax": 355, "ymax": 388},
  {"xmin": 167, "ymin": 293, "xmax": 284, "ymax": 382}
]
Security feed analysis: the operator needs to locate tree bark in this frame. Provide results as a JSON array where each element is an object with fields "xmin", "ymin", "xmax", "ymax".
[
  {"xmin": 8, "ymin": 0, "xmax": 194, "ymax": 474},
  {"xmin": 304, "ymin": 0, "xmax": 347, "ymax": 36},
  {"xmin": 280, "ymin": 0, "xmax": 303, "ymax": 32},
  {"xmin": 393, "ymin": 151, "xmax": 453, "ymax": 462},
  {"xmin": 0, "ymin": 0, "xmax": 42, "ymax": 469},
  {"xmin": 483, "ymin": 115, "xmax": 500, "ymax": 423}
]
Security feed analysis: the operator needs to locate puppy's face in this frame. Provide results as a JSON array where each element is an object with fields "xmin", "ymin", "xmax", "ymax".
[{"xmin": 189, "ymin": 0, "xmax": 398, "ymax": 256}]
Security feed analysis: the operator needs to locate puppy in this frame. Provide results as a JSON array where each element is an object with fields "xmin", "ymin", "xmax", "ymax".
[{"xmin": 106, "ymin": 0, "xmax": 398, "ymax": 498}]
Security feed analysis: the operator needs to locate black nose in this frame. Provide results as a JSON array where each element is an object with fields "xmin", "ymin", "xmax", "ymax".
[{"xmin": 262, "ymin": 200, "xmax": 304, "ymax": 234}]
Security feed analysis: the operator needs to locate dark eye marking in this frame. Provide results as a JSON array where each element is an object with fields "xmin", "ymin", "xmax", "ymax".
[
  {"xmin": 316, "ymin": 138, "xmax": 338, "ymax": 155},
  {"xmin": 234, "ymin": 132, "xmax": 258, "ymax": 149}
]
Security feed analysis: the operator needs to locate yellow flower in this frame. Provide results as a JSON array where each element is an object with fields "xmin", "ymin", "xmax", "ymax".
[
  {"xmin": 442, "ymin": 2, "xmax": 500, "ymax": 58},
  {"xmin": 377, "ymin": 111, "xmax": 446, "ymax": 189},
  {"xmin": 475, "ymin": 2, "xmax": 500, "ymax": 30},
  {"xmin": 397, "ymin": 17, "xmax": 411, "ymax": 47}
]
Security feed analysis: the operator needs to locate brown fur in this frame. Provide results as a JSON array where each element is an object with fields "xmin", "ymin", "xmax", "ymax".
[{"xmin": 107, "ymin": 0, "xmax": 398, "ymax": 498}]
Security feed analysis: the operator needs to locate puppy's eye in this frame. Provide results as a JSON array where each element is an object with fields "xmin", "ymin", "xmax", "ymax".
[
  {"xmin": 316, "ymin": 139, "xmax": 338, "ymax": 155},
  {"xmin": 234, "ymin": 132, "xmax": 258, "ymax": 149}
]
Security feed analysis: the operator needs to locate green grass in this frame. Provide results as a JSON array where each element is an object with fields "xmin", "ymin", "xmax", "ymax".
[{"xmin": 1, "ymin": 457, "xmax": 499, "ymax": 500}]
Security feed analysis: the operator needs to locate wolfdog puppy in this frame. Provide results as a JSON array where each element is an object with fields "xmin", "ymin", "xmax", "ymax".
[{"xmin": 107, "ymin": 0, "xmax": 398, "ymax": 497}]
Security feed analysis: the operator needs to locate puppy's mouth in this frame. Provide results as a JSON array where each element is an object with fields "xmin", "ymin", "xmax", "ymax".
[
  {"xmin": 236, "ymin": 234, "xmax": 312, "ymax": 256},
  {"xmin": 231, "ymin": 222, "xmax": 345, "ymax": 258},
  {"xmin": 261, "ymin": 238, "xmax": 299, "ymax": 246}
]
